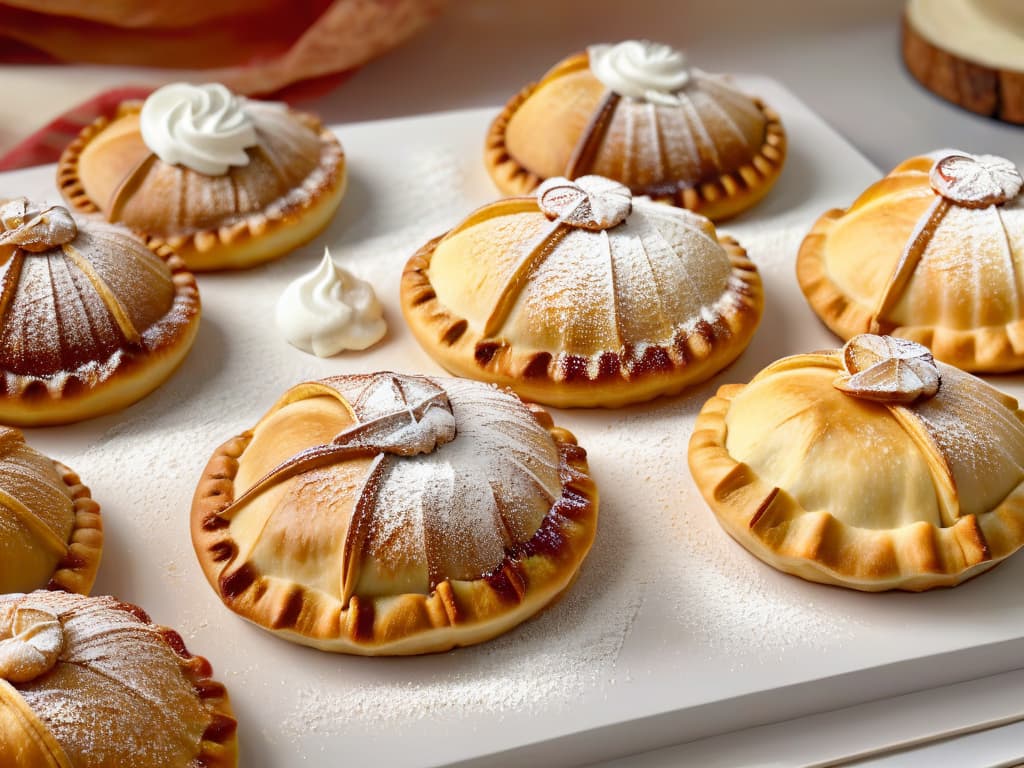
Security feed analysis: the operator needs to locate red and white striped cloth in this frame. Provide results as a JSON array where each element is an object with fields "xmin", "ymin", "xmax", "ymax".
[{"xmin": 0, "ymin": 87, "xmax": 153, "ymax": 172}]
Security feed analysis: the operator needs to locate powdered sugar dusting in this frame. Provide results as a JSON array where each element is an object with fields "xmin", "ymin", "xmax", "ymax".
[
  {"xmin": 444, "ymin": 191, "xmax": 737, "ymax": 362},
  {"xmin": 587, "ymin": 65, "xmax": 766, "ymax": 184},
  {"xmin": 16, "ymin": 106, "xmax": 978, "ymax": 766},
  {"xmin": 928, "ymin": 152, "xmax": 1022, "ymax": 208},
  {"xmin": 2, "ymin": 591, "xmax": 211, "ymax": 766},
  {"xmin": 345, "ymin": 376, "xmax": 561, "ymax": 583},
  {"xmin": 910, "ymin": 363, "xmax": 1024, "ymax": 517},
  {"xmin": 0, "ymin": 208, "xmax": 191, "ymax": 391}
]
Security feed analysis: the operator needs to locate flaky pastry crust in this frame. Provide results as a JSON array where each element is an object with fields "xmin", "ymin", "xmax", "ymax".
[
  {"xmin": 47, "ymin": 462, "xmax": 103, "ymax": 596},
  {"xmin": 689, "ymin": 349, "xmax": 1024, "ymax": 591},
  {"xmin": 797, "ymin": 153, "xmax": 1024, "ymax": 372},
  {"xmin": 0, "ymin": 235, "xmax": 200, "ymax": 427},
  {"xmin": 401, "ymin": 206, "xmax": 763, "ymax": 409},
  {"xmin": 191, "ymin": 375, "xmax": 599, "ymax": 655}
]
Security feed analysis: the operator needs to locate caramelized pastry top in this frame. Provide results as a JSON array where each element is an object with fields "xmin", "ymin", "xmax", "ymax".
[
  {"xmin": 0, "ymin": 427, "xmax": 74, "ymax": 593},
  {"xmin": 504, "ymin": 42, "xmax": 769, "ymax": 194},
  {"xmin": 725, "ymin": 335, "xmax": 1024, "ymax": 530},
  {"xmin": 820, "ymin": 150, "xmax": 1024, "ymax": 333},
  {"xmin": 73, "ymin": 92, "xmax": 338, "ymax": 238},
  {"xmin": 0, "ymin": 590, "xmax": 235, "ymax": 768},
  {"xmin": 427, "ymin": 176, "xmax": 739, "ymax": 365},
  {"xmin": 219, "ymin": 373, "xmax": 562, "ymax": 598},
  {"xmin": 0, "ymin": 199, "xmax": 182, "ymax": 381}
]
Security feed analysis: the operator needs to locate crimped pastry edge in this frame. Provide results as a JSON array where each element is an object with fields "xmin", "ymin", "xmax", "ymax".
[
  {"xmin": 400, "ymin": 231, "xmax": 763, "ymax": 409},
  {"xmin": 483, "ymin": 52, "xmax": 788, "ymax": 222},
  {"xmin": 190, "ymin": 401, "xmax": 599, "ymax": 655},
  {"xmin": 56, "ymin": 103, "xmax": 347, "ymax": 272},
  {"xmin": 797, "ymin": 207, "xmax": 1024, "ymax": 373},
  {"xmin": 688, "ymin": 378, "xmax": 1024, "ymax": 592},
  {"xmin": 0, "ymin": 238, "xmax": 201, "ymax": 426},
  {"xmin": 47, "ymin": 461, "xmax": 103, "ymax": 596}
]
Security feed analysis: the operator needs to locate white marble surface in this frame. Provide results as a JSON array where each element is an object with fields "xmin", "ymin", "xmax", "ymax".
[{"xmin": 3, "ymin": 3, "xmax": 1023, "ymax": 766}]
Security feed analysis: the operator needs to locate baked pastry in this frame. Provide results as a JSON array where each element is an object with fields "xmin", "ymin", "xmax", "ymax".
[
  {"xmin": 0, "ymin": 427, "xmax": 102, "ymax": 596},
  {"xmin": 191, "ymin": 372, "xmax": 598, "ymax": 655},
  {"xmin": 485, "ymin": 39, "xmax": 786, "ymax": 221},
  {"xmin": 0, "ymin": 590, "xmax": 237, "ymax": 767},
  {"xmin": 798, "ymin": 150, "xmax": 1024, "ymax": 372},
  {"xmin": 689, "ymin": 334, "xmax": 1024, "ymax": 591},
  {"xmin": 401, "ymin": 175, "xmax": 762, "ymax": 408},
  {"xmin": 0, "ymin": 198, "xmax": 200, "ymax": 426},
  {"xmin": 57, "ymin": 82, "xmax": 346, "ymax": 271},
  {"xmin": 903, "ymin": 0, "xmax": 1024, "ymax": 124}
]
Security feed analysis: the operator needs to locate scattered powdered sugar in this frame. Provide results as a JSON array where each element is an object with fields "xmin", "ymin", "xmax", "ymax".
[
  {"xmin": 14, "ymin": 130, "xmax": 909, "ymax": 764},
  {"xmin": 281, "ymin": 520, "xmax": 645, "ymax": 735},
  {"xmin": 928, "ymin": 152, "xmax": 1022, "ymax": 207},
  {"xmin": 567, "ymin": 395, "xmax": 865, "ymax": 667}
]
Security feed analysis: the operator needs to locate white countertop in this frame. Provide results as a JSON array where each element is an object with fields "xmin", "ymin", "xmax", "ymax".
[{"xmin": 3, "ymin": 2, "xmax": 1023, "ymax": 766}]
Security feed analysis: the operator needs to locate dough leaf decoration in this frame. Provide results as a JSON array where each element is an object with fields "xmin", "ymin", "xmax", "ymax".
[
  {"xmin": 929, "ymin": 153, "xmax": 1022, "ymax": 208},
  {"xmin": 0, "ymin": 199, "xmax": 78, "ymax": 252},
  {"xmin": 0, "ymin": 604, "xmax": 63, "ymax": 683},
  {"xmin": 537, "ymin": 175, "xmax": 632, "ymax": 230},
  {"xmin": 220, "ymin": 373, "xmax": 456, "ymax": 515},
  {"xmin": 834, "ymin": 334, "xmax": 940, "ymax": 404}
]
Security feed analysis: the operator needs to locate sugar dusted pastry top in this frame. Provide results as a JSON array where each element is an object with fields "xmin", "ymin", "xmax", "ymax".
[
  {"xmin": 499, "ymin": 40, "xmax": 777, "ymax": 198},
  {"xmin": 727, "ymin": 336, "xmax": 1024, "ymax": 530},
  {"xmin": 0, "ymin": 199, "xmax": 193, "ymax": 389},
  {"xmin": 820, "ymin": 150, "xmax": 1023, "ymax": 330},
  {"xmin": 799, "ymin": 150, "xmax": 1024, "ymax": 371},
  {"xmin": 218, "ymin": 373, "xmax": 560, "ymax": 596},
  {"xmin": 0, "ymin": 590, "xmax": 236, "ymax": 768},
  {"xmin": 428, "ymin": 176, "xmax": 746, "ymax": 369},
  {"xmin": 193, "ymin": 371, "xmax": 599, "ymax": 654},
  {"xmin": 64, "ymin": 82, "xmax": 342, "ymax": 240}
]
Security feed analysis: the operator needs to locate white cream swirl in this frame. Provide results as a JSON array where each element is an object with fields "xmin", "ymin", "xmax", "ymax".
[
  {"xmin": 588, "ymin": 40, "xmax": 691, "ymax": 105},
  {"xmin": 276, "ymin": 248, "xmax": 387, "ymax": 357},
  {"xmin": 140, "ymin": 82, "xmax": 258, "ymax": 176}
]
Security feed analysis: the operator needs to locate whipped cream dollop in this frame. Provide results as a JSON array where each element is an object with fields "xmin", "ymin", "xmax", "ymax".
[
  {"xmin": 588, "ymin": 40, "xmax": 691, "ymax": 105},
  {"xmin": 276, "ymin": 248, "xmax": 387, "ymax": 357},
  {"xmin": 140, "ymin": 82, "xmax": 259, "ymax": 176}
]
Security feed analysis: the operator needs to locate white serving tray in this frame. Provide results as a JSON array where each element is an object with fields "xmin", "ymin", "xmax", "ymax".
[{"xmin": 11, "ymin": 78, "xmax": 1024, "ymax": 767}]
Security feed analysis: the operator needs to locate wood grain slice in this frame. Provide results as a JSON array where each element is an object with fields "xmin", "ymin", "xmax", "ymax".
[{"xmin": 902, "ymin": 12, "xmax": 1024, "ymax": 124}]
